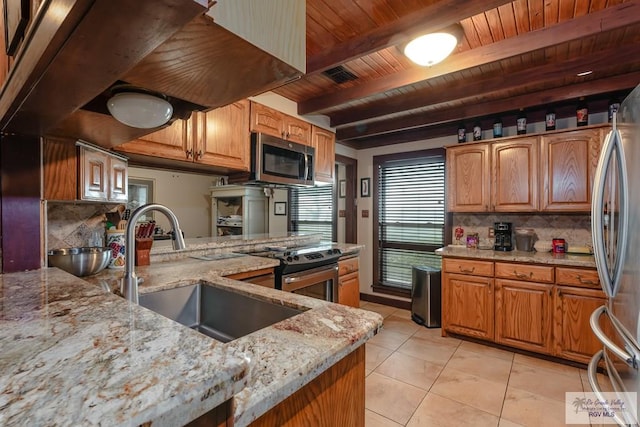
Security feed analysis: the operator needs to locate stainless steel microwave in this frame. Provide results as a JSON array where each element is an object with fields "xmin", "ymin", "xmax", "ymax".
[{"xmin": 249, "ymin": 132, "xmax": 315, "ymax": 186}]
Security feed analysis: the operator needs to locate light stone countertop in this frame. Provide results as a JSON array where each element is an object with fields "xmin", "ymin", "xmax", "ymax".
[
  {"xmin": 1, "ymin": 242, "xmax": 380, "ymax": 426},
  {"xmin": 436, "ymin": 245, "xmax": 596, "ymax": 268}
]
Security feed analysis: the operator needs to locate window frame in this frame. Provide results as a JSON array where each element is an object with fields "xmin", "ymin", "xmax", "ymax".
[
  {"xmin": 288, "ymin": 184, "xmax": 337, "ymax": 242},
  {"xmin": 372, "ymin": 148, "xmax": 448, "ymax": 297}
]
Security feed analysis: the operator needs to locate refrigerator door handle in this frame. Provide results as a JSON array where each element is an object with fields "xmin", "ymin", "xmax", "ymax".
[
  {"xmin": 588, "ymin": 350, "xmax": 638, "ymax": 427},
  {"xmin": 591, "ymin": 305, "xmax": 639, "ymax": 368},
  {"xmin": 591, "ymin": 128, "xmax": 630, "ymax": 298}
]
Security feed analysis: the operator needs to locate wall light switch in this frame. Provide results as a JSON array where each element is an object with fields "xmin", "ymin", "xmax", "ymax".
[{"xmin": 488, "ymin": 227, "xmax": 494, "ymax": 238}]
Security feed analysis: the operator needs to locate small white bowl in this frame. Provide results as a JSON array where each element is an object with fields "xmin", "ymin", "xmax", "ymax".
[{"xmin": 534, "ymin": 241, "xmax": 552, "ymax": 252}]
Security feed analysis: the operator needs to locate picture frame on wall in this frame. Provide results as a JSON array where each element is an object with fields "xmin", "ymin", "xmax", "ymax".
[
  {"xmin": 274, "ymin": 201, "xmax": 287, "ymax": 216},
  {"xmin": 360, "ymin": 178, "xmax": 371, "ymax": 198},
  {"xmin": 339, "ymin": 180, "xmax": 346, "ymax": 198}
]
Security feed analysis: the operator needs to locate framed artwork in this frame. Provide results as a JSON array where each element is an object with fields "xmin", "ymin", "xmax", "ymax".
[
  {"xmin": 127, "ymin": 178, "xmax": 155, "ymax": 221},
  {"xmin": 339, "ymin": 180, "xmax": 346, "ymax": 198},
  {"xmin": 274, "ymin": 201, "xmax": 287, "ymax": 216},
  {"xmin": 360, "ymin": 178, "xmax": 371, "ymax": 198}
]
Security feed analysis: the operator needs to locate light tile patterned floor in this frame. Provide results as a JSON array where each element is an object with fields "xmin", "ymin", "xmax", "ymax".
[{"xmin": 361, "ymin": 301, "xmax": 596, "ymax": 427}]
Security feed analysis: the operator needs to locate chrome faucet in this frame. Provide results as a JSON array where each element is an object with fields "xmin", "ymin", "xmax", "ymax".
[{"xmin": 121, "ymin": 203, "xmax": 186, "ymax": 303}]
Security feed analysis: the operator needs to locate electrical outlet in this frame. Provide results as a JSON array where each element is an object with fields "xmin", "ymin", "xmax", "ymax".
[{"xmin": 488, "ymin": 227, "xmax": 495, "ymax": 238}]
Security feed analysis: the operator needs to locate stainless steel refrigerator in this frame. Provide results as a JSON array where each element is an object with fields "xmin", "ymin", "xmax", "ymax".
[{"xmin": 590, "ymin": 83, "xmax": 640, "ymax": 426}]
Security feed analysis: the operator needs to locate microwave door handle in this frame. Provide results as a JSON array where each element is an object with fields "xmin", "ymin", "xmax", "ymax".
[
  {"xmin": 592, "ymin": 130, "xmax": 615, "ymax": 297},
  {"xmin": 303, "ymin": 153, "xmax": 310, "ymax": 181}
]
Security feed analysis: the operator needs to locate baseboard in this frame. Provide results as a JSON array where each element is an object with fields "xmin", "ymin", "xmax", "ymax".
[{"xmin": 359, "ymin": 293, "xmax": 411, "ymax": 310}]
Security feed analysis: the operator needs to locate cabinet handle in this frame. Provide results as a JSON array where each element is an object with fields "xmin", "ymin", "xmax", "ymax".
[
  {"xmin": 576, "ymin": 275, "xmax": 597, "ymax": 285},
  {"xmin": 286, "ymin": 132, "xmax": 290, "ymax": 139},
  {"xmin": 193, "ymin": 150, "xmax": 203, "ymax": 161},
  {"xmin": 514, "ymin": 271, "xmax": 533, "ymax": 280},
  {"xmin": 185, "ymin": 149, "xmax": 193, "ymax": 159},
  {"xmin": 459, "ymin": 266, "xmax": 475, "ymax": 273}
]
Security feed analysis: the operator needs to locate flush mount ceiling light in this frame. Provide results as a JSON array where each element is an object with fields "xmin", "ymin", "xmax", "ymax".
[
  {"xmin": 404, "ymin": 24, "xmax": 463, "ymax": 67},
  {"xmin": 107, "ymin": 90, "xmax": 173, "ymax": 129}
]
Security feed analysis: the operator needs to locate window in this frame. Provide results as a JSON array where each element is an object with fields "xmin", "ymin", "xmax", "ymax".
[
  {"xmin": 290, "ymin": 185, "xmax": 335, "ymax": 241},
  {"xmin": 373, "ymin": 149, "xmax": 445, "ymax": 295}
]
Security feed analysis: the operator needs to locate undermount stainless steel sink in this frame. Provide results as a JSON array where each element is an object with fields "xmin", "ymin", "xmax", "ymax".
[{"xmin": 139, "ymin": 283, "xmax": 302, "ymax": 343}]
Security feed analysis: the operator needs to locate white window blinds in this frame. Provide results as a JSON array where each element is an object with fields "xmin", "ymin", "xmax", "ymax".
[{"xmin": 290, "ymin": 185, "xmax": 334, "ymax": 241}]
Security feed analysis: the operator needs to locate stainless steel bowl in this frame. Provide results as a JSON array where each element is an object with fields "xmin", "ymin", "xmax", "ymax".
[{"xmin": 47, "ymin": 247, "xmax": 111, "ymax": 277}]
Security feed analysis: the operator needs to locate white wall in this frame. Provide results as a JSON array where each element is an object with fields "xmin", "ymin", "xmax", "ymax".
[{"xmin": 129, "ymin": 167, "xmax": 220, "ymax": 238}]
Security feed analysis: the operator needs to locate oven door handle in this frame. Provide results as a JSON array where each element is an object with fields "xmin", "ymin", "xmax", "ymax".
[{"xmin": 282, "ymin": 265, "xmax": 338, "ymax": 292}]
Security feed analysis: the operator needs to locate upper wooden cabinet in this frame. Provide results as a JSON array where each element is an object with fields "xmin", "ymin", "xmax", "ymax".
[
  {"xmin": 312, "ymin": 126, "xmax": 335, "ymax": 183},
  {"xmin": 250, "ymin": 102, "xmax": 311, "ymax": 146},
  {"xmin": 44, "ymin": 139, "xmax": 128, "ymax": 203},
  {"xmin": 196, "ymin": 100, "xmax": 250, "ymax": 170},
  {"xmin": 446, "ymin": 125, "xmax": 607, "ymax": 213},
  {"xmin": 540, "ymin": 128, "xmax": 603, "ymax": 212},
  {"xmin": 491, "ymin": 137, "xmax": 539, "ymax": 212},
  {"xmin": 445, "ymin": 144, "xmax": 490, "ymax": 212},
  {"xmin": 116, "ymin": 101, "xmax": 250, "ymax": 172}
]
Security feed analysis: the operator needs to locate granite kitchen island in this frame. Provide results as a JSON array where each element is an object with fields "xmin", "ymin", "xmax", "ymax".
[{"xmin": 0, "ymin": 238, "xmax": 381, "ymax": 426}]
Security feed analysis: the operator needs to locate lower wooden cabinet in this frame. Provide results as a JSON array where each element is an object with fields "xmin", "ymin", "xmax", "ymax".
[
  {"xmin": 338, "ymin": 256, "xmax": 360, "ymax": 308},
  {"xmin": 225, "ymin": 267, "xmax": 275, "ymax": 288},
  {"xmin": 495, "ymin": 279, "xmax": 553, "ymax": 353},
  {"xmin": 553, "ymin": 285, "xmax": 607, "ymax": 364},
  {"xmin": 442, "ymin": 272, "xmax": 494, "ymax": 340},
  {"xmin": 442, "ymin": 257, "xmax": 607, "ymax": 364}
]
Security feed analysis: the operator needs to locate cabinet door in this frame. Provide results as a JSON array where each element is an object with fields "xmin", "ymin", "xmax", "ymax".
[
  {"xmin": 495, "ymin": 279, "xmax": 553, "ymax": 354},
  {"xmin": 445, "ymin": 144, "xmax": 490, "ymax": 212},
  {"xmin": 197, "ymin": 100, "xmax": 250, "ymax": 171},
  {"xmin": 540, "ymin": 128, "xmax": 603, "ymax": 212},
  {"xmin": 442, "ymin": 272, "xmax": 494, "ymax": 340},
  {"xmin": 311, "ymin": 126, "xmax": 335, "ymax": 183},
  {"xmin": 108, "ymin": 156, "xmax": 128, "ymax": 202},
  {"xmin": 553, "ymin": 286, "xmax": 607, "ymax": 364},
  {"xmin": 338, "ymin": 272, "xmax": 360, "ymax": 308},
  {"xmin": 491, "ymin": 138, "xmax": 538, "ymax": 211},
  {"xmin": 283, "ymin": 115, "xmax": 311, "ymax": 146},
  {"xmin": 250, "ymin": 102, "xmax": 285, "ymax": 138},
  {"xmin": 115, "ymin": 119, "xmax": 192, "ymax": 162},
  {"xmin": 43, "ymin": 138, "xmax": 77, "ymax": 201},
  {"xmin": 79, "ymin": 146, "xmax": 108, "ymax": 201}
]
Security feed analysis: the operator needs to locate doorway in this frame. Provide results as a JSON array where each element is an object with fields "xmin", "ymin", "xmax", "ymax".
[{"xmin": 335, "ymin": 154, "xmax": 357, "ymax": 244}]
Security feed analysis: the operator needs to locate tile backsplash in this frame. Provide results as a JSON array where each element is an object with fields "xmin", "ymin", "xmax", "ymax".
[
  {"xmin": 46, "ymin": 202, "xmax": 120, "ymax": 250},
  {"xmin": 452, "ymin": 213, "xmax": 592, "ymax": 248}
]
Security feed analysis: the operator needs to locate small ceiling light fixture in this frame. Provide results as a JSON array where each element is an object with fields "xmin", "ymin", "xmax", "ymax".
[
  {"xmin": 576, "ymin": 70, "xmax": 593, "ymax": 77},
  {"xmin": 404, "ymin": 24, "xmax": 463, "ymax": 67},
  {"xmin": 107, "ymin": 88, "xmax": 173, "ymax": 129}
]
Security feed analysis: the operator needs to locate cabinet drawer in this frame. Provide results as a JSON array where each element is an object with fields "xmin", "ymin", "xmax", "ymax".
[
  {"xmin": 556, "ymin": 267, "xmax": 600, "ymax": 289},
  {"xmin": 495, "ymin": 262, "xmax": 554, "ymax": 283},
  {"xmin": 443, "ymin": 258, "xmax": 493, "ymax": 277},
  {"xmin": 339, "ymin": 257, "xmax": 359, "ymax": 276}
]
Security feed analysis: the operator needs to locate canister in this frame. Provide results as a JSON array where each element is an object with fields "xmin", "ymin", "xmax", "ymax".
[
  {"xmin": 106, "ymin": 229, "xmax": 126, "ymax": 268},
  {"xmin": 552, "ymin": 238, "xmax": 566, "ymax": 254}
]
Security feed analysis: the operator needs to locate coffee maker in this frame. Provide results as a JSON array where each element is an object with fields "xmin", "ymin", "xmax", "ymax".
[{"xmin": 494, "ymin": 222, "xmax": 513, "ymax": 251}]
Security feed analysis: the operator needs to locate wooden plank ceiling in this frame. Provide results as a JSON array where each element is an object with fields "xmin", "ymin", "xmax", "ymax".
[{"xmin": 272, "ymin": 0, "xmax": 640, "ymax": 149}]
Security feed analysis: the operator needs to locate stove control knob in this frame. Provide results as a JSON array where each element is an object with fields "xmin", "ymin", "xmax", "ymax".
[
  {"xmin": 293, "ymin": 255, "xmax": 299, "ymax": 261},
  {"xmin": 286, "ymin": 256, "xmax": 293, "ymax": 262}
]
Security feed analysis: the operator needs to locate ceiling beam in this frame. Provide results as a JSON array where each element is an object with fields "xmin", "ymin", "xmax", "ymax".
[
  {"xmin": 329, "ymin": 43, "xmax": 640, "ymax": 127},
  {"xmin": 306, "ymin": 0, "xmax": 512, "ymax": 74},
  {"xmin": 299, "ymin": 0, "xmax": 640, "ymax": 115},
  {"xmin": 336, "ymin": 71, "xmax": 640, "ymax": 141}
]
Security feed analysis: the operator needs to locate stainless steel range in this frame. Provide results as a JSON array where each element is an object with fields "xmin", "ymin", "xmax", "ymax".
[{"xmin": 237, "ymin": 244, "xmax": 342, "ymax": 302}]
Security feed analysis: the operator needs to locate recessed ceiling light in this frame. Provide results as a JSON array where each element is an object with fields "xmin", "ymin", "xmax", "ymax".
[{"xmin": 577, "ymin": 70, "xmax": 593, "ymax": 77}]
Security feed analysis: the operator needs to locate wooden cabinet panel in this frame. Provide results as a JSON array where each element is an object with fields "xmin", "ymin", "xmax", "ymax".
[
  {"xmin": 446, "ymin": 144, "xmax": 490, "ymax": 212},
  {"xmin": 443, "ymin": 272, "xmax": 494, "ymax": 340},
  {"xmin": 540, "ymin": 128, "xmax": 603, "ymax": 212},
  {"xmin": 197, "ymin": 100, "xmax": 250, "ymax": 170},
  {"xmin": 250, "ymin": 101, "xmax": 311, "ymax": 145},
  {"xmin": 442, "ymin": 258, "xmax": 493, "ymax": 277},
  {"xmin": 495, "ymin": 279, "xmax": 553, "ymax": 353},
  {"xmin": 553, "ymin": 286, "xmax": 607, "ymax": 364},
  {"xmin": 491, "ymin": 137, "xmax": 538, "ymax": 211},
  {"xmin": 43, "ymin": 137, "xmax": 77, "ymax": 200},
  {"xmin": 495, "ymin": 262, "xmax": 554, "ymax": 283},
  {"xmin": 108, "ymin": 156, "xmax": 128, "ymax": 202},
  {"xmin": 284, "ymin": 115, "xmax": 312, "ymax": 146},
  {"xmin": 116, "ymin": 118, "xmax": 192, "ymax": 162},
  {"xmin": 338, "ymin": 256, "xmax": 360, "ymax": 308},
  {"xmin": 79, "ymin": 146, "xmax": 108, "ymax": 201},
  {"xmin": 312, "ymin": 125, "xmax": 335, "ymax": 183},
  {"xmin": 225, "ymin": 267, "xmax": 275, "ymax": 288},
  {"xmin": 556, "ymin": 267, "xmax": 600, "ymax": 289}
]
